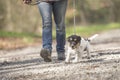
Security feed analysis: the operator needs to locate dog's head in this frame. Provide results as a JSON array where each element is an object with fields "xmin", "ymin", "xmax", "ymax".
[{"xmin": 67, "ymin": 35, "xmax": 81, "ymax": 49}]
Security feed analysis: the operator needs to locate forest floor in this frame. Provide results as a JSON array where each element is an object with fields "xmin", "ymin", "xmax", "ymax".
[{"xmin": 0, "ymin": 29, "xmax": 120, "ymax": 80}]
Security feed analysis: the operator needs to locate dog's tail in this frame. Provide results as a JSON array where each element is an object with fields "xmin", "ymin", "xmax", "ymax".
[{"xmin": 88, "ymin": 34, "xmax": 98, "ymax": 41}]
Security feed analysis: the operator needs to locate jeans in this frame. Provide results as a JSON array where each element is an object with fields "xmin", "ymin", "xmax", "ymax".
[{"xmin": 38, "ymin": 0, "xmax": 68, "ymax": 54}]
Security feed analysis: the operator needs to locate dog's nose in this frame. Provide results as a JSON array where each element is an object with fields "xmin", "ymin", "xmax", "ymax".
[{"xmin": 71, "ymin": 43, "xmax": 75, "ymax": 49}]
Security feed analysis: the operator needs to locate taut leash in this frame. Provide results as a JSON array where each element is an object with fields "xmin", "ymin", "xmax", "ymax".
[{"xmin": 73, "ymin": 0, "xmax": 76, "ymax": 35}]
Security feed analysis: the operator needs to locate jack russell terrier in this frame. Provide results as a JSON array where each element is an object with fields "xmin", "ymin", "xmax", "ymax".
[{"xmin": 65, "ymin": 34, "xmax": 98, "ymax": 63}]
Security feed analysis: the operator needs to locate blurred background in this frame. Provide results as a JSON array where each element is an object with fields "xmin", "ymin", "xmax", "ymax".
[{"xmin": 0, "ymin": 0, "xmax": 120, "ymax": 49}]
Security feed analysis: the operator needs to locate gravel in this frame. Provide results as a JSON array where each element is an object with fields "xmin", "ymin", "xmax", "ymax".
[{"xmin": 0, "ymin": 29, "xmax": 120, "ymax": 80}]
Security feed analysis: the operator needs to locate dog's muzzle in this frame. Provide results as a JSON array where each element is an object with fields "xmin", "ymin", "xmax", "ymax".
[{"xmin": 70, "ymin": 42, "xmax": 76, "ymax": 49}]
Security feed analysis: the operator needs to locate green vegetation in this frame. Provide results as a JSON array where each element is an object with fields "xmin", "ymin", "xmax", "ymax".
[
  {"xmin": 0, "ymin": 23, "xmax": 120, "ymax": 39},
  {"xmin": 0, "ymin": 31, "xmax": 40, "ymax": 38},
  {"xmin": 66, "ymin": 23, "xmax": 120, "ymax": 37},
  {"xmin": 0, "ymin": 31, "xmax": 40, "ymax": 43}
]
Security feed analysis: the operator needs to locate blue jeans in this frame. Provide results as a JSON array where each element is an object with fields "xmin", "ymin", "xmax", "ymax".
[{"xmin": 38, "ymin": 0, "xmax": 68, "ymax": 54}]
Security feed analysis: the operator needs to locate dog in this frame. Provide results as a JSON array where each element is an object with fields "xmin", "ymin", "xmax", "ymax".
[{"xmin": 65, "ymin": 34, "xmax": 98, "ymax": 63}]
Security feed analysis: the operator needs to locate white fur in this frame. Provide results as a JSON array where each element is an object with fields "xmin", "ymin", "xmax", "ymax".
[{"xmin": 65, "ymin": 34, "xmax": 98, "ymax": 63}]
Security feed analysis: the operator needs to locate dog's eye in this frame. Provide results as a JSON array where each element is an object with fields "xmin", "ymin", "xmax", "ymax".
[
  {"xmin": 74, "ymin": 39, "xmax": 77, "ymax": 41},
  {"xmin": 70, "ymin": 38, "xmax": 72, "ymax": 41}
]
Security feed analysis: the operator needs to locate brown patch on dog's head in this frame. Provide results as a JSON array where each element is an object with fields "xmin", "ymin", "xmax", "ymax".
[{"xmin": 67, "ymin": 35, "xmax": 81, "ymax": 49}]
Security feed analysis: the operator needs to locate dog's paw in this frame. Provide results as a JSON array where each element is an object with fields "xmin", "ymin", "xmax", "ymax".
[
  {"xmin": 65, "ymin": 60, "xmax": 71, "ymax": 64},
  {"xmin": 65, "ymin": 61, "xmax": 70, "ymax": 64},
  {"xmin": 72, "ymin": 60, "xmax": 79, "ymax": 63}
]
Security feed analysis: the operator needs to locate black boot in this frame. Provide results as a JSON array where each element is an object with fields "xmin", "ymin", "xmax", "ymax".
[{"xmin": 40, "ymin": 48, "xmax": 52, "ymax": 62}]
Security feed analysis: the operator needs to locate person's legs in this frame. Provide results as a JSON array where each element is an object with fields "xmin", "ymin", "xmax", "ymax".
[
  {"xmin": 38, "ymin": 2, "xmax": 53, "ymax": 62},
  {"xmin": 53, "ymin": 0, "xmax": 68, "ymax": 60},
  {"xmin": 38, "ymin": 2, "xmax": 53, "ymax": 52}
]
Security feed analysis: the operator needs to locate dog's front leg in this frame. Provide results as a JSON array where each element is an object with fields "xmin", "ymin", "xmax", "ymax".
[
  {"xmin": 72, "ymin": 51, "xmax": 80, "ymax": 63},
  {"xmin": 65, "ymin": 52, "xmax": 71, "ymax": 63}
]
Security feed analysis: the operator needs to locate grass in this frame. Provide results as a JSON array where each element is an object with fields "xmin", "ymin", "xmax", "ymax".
[
  {"xmin": 0, "ymin": 31, "xmax": 41, "ymax": 43},
  {"xmin": 0, "ymin": 23, "xmax": 120, "ymax": 39},
  {"xmin": 65, "ymin": 23, "xmax": 120, "ymax": 38},
  {"xmin": 0, "ymin": 31, "xmax": 40, "ymax": 38}
]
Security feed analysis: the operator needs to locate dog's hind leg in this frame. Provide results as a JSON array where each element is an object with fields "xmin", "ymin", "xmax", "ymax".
[{"xmin": 86, "ymin": 44, "xmax": 91, "ymax": 59}]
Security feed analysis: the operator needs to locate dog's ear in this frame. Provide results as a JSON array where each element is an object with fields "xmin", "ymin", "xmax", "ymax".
[{"xmin": 77, "ymin": 36, "xmax": 81, "ymax": 42}]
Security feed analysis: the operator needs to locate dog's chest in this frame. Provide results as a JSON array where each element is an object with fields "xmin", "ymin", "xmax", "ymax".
[{"xmin": 67, "ymin": 46, "xmax": 76, "ymax": 53}]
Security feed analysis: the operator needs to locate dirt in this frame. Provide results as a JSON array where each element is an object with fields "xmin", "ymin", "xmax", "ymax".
[{"xmin": 0, "ymin": 29, "xmax": 120, "ymax": 80}]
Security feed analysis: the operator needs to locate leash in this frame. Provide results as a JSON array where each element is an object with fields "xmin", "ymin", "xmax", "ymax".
[
  {"xmin": 27, "ymin": 0, "xmax": 60, "ymax": 5},
  {"xmin": 27, "ymin": 0, "xmax": 41, "ymax": 5},
  {"xmin": 73, "ymin": 0, "xmax": 76, "ymax": 35}
]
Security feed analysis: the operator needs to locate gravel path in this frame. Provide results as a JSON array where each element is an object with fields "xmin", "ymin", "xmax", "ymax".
[{"xmin": 0, "ymin": 29, "xmax": 120, "ymax": 80}]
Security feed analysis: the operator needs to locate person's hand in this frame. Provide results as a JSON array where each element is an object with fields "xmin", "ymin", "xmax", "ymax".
[{"xmin": 23, "ymin": 0, "xmax": 32, "ymax": 4}]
